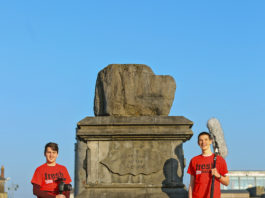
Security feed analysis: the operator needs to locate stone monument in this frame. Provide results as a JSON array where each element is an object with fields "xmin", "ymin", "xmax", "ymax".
[
  {"xmin": 0, "ymin": 166, "xmax": 8, "ymax": 198},
  {"xmin": 75, "ymin": 64, "xmax": 193, "ymax": 198}
]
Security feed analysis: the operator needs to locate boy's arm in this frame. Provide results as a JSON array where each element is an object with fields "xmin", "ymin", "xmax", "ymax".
[
  {"xmin": 188, "ymin": 175, "xmax": 194, "ymax": 198},
  {"xmin": 211, "ymin": 168, "xmax": 230, "ymax": 186},
  {"xmin": 219, "ymin": 175, "xmax": 229, "ymax": 186},
  {"xmin": 33, "ymin": 183, "xmax": 55, "ymax": 198},
  {"xmin": 33, "ymin": 184, "xmax": 68, "ymax": 198},
  {"xmin": 63, "ymin": 191, "xmax": 70, "ymax": 198}
]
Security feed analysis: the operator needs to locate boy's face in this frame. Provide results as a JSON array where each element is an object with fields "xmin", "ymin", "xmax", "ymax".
[
  {"xmin": 45, "ymin": 147, "xmax": 58, "ymax": 164},
  {"xmin": 198, "ymin": 134, "xmax": 212, "ymax": 152}
]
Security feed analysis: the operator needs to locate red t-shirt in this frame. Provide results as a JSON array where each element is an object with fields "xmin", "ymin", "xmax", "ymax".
[
  {"xmin": 187, "ymin": 154, "xmax": 228, "ymax": 198},
  {"xmin": 31, "ymin": 163, "xmax": 72, "ymax": 196}
]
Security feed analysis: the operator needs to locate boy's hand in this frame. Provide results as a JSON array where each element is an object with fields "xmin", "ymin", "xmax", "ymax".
[
  {"xmin": 56, "ymin": 194, "xmax": 66, "ymax": 198},
  {"xmin": 211, "ymin": 168, "xmax": 221, "ymax": 178}
]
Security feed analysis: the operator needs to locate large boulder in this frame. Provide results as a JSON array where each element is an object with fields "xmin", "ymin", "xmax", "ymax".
[{"xmin": 94, "ymin": 64, "xmax": 176, "ymax": 116}]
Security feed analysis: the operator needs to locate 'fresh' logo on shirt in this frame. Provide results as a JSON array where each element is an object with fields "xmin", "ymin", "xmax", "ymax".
[
  {"xmin": 196, "ymin": 163, "xmax": 214, "ymax": 173},
  {"xmin": 196, "ymin": 170, "xmax": 202, "ymax": 175},
  {"xmin": 45, "ymin": 179, "xmax": 53, "ymax": 184}
]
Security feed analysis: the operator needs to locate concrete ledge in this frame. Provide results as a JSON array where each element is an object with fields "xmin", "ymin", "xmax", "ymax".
[
  {"xmin": 221, "ymin": 190, "xmax": 249, "ymax": 198},
  {"xmin": 85, "ymin": 183, "xmax": 185, "ymax": 188},
  {"xmin": 76, "ymin": 187, "xmax": 188, "ymax": 198},
  {"xmin": 78, "ymin": 116, "xmax": 193, "ymax": 126},
  {"xmin": 77, "ymin": 116, "xmax": 193, "ymax": 141}
]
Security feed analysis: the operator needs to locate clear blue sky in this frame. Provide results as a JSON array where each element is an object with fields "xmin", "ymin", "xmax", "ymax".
[{"xmin": 0, "ymin": 1, "xmax": 264, "ymax": 197}]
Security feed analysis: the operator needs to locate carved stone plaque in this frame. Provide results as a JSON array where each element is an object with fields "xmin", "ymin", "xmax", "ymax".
[{"xmin": 101, "ymin": 142, "xmax": 163, "ymax": 176}]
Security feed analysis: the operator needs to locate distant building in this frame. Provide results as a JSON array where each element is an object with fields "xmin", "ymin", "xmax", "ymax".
[
  {"xmin": 220, "ymin": 171, "xmax": 265, "ymax": 198},
  {"xmin": 0, "ymin": 166, "xmax": 7, "ymax": 198},
  {"xmin": 221, "ymin": 170, "xmax": 265, "ymax": 190}
]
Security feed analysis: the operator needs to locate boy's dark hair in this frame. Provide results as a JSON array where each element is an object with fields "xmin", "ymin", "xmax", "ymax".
[
  {"xmin": 198, "ymin": 131, "xmax": 212, "ymax": 142},
  {"xmin": 44, "ymin": 142, "xmax": 59, "ymax": 155}
]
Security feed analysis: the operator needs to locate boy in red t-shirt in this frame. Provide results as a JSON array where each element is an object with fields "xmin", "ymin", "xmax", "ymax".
[
  {"xmin": 31, "ymin": 142, "xmax": 72, "ymax": 198},
  {"xmin": 187, "ymin": 132, "xmax": 229, "ymax": 198}
]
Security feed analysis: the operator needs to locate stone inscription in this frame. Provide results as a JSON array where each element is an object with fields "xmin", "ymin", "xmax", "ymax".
[
  {"xmin": 124, "ymin": 149, "xmax": 146, "ymax": 170},
  {"xmin": 101, "ymin": 142, "xmax": 163, "ymax": 175}
]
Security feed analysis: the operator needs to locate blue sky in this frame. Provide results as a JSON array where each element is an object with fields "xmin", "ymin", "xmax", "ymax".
[{"xmin": 0, "ymin": 1, "xmax": 265, "ymax": 197}]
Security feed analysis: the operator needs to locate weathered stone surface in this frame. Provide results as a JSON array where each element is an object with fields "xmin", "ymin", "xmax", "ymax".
[
  {"xmin": 77, "ymin": 116, "xmax": 193, "ymax": 141},
  {"xmin": 75, "ymin": 116, "xmax": 193, "ymax": 198},
  {"xmin": 75, "ymin": 64, "xmax": 192, "ymax": 198},
  {"xmin": 94, "ymin": 64, "xmax": 176, "ymax": 116},
  {"xmin": 75, "ymin": 187, "xmax": 188, "ymax": 198},
  {"xmin": 74, "ymin": 140, "xmax": 87, "ymax": 195},
  {"xmin": 101, "ymin": 141, "xmax": 163, "ymax": 176}
]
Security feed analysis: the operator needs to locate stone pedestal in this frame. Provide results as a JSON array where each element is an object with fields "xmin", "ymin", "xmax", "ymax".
[{"xmin": 75, "ymin": 116, "xmax": 193, "ymax": 198}]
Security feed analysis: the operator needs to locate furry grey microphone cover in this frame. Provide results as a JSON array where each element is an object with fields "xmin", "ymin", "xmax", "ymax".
[{"xmin": 207, "ymin": 118, "xmax": 228, "ymax": 158}]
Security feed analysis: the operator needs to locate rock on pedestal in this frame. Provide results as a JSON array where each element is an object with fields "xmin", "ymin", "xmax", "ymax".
[
  {"xmin": 94, "ymin": 64, "xmax": 176, "ymax": 116},
  {"xmin": 75, "ymin": 116, "xmax": 193, "ymax": 198}
]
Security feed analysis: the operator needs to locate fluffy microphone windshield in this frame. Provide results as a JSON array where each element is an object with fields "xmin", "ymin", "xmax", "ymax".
[{"xmin": 207, "ymin": 118, "xmax": 228, "ymax": 158}]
